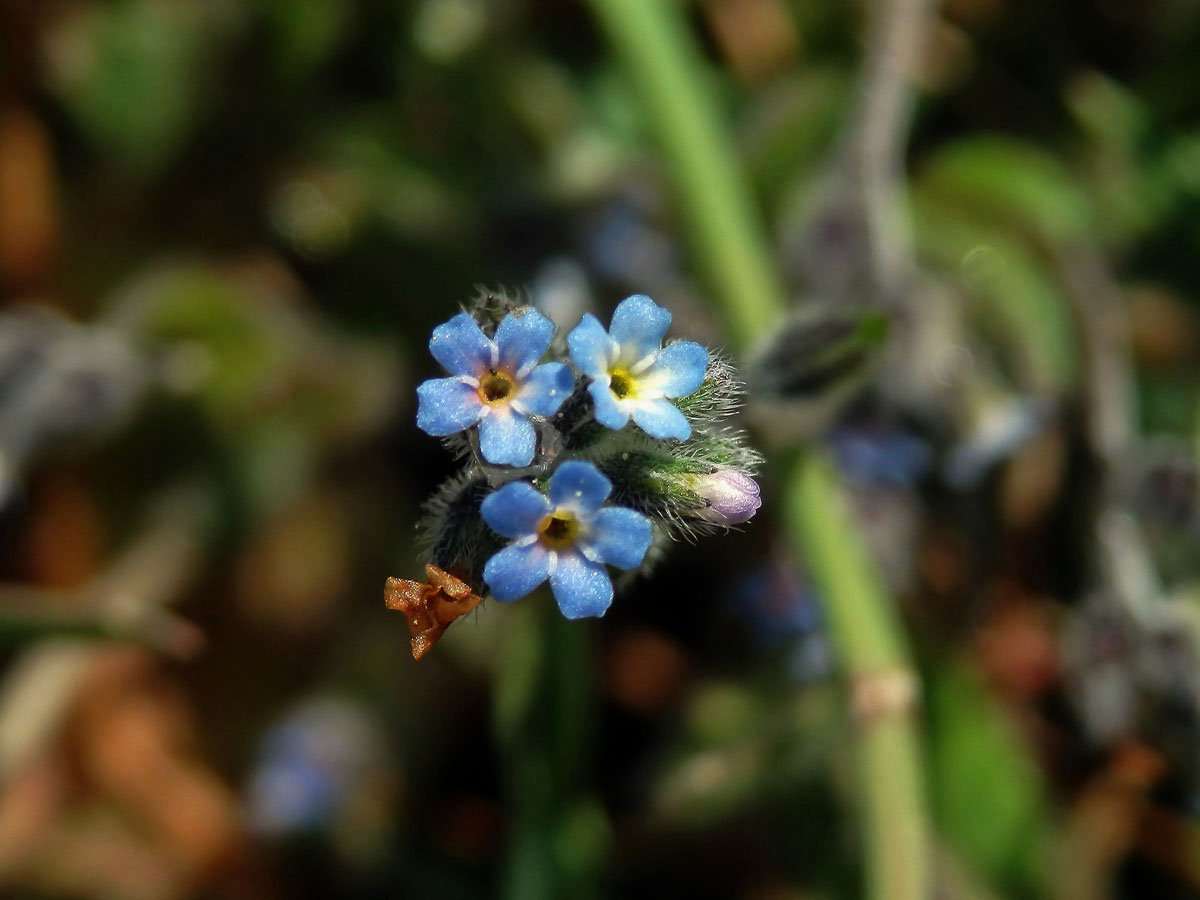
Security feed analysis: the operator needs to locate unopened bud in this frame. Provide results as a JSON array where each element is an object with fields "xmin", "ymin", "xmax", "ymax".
[{"xmin": 688, "ymin": 469, "xmax": 761, "ymax": 525}]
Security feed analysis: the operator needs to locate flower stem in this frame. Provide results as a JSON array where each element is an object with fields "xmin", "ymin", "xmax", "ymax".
[
  {"xmin": 583, "ymin": 0, "xmax": 931, "ymax": 896},
  {"xmin": 584, "ymin": 0, "xmax": 782, "ymax": 351},
  {"xmin": 496, "ymin": 595, "xmax": 604, "ymax": 900},
  {"xmin": 786, "ymin": 450, "xmax": 929, "ymax": 898}
]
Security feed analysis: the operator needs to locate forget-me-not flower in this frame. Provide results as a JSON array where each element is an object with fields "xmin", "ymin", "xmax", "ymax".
[
  {"xmin": 567, "ymin": 294, "xmax": 707, "ymax": 441},
  {"xmin": 481, "ymin": 460, "xmax": 652, "ymax": 618},
  {"xmin": 416, "ymin": 309, "xmax": 573, "ymax": 466}
]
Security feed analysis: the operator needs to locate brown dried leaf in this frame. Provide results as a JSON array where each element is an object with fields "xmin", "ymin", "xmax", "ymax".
[{"xmin": 384, "ymin": 566, "xmax": 484, "ymax": 660}]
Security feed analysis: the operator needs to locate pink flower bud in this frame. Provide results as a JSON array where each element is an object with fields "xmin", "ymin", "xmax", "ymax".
[{"xmin": 688, "ymin": 469, "xmax": 761, "ymax": 525}]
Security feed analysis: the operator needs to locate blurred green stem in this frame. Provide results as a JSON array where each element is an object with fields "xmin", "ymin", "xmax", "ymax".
[
  {"xmin": 496, "ymin": 596, "xmax": 602, "ymax": 900},
  {"xmin": 585, "ymin": 0, "xmax": 780, "ymax": 351},
  {"xmin": 787, "ymin": 451, "xmax": 929, "ymax": 898},
  {"xmin": 585, "ymin": 0, "xmax": 931, "ymax": 896}
]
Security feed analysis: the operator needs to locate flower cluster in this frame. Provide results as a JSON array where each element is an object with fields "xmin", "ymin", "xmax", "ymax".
[{"xmin": 388, "ymin": 291, "xmax": 761, "ymax": 657}]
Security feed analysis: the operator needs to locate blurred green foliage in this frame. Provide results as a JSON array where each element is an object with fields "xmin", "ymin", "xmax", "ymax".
[{"xmin": 2, "ymin": 1, "xmax": 1200, "ymax": 898}]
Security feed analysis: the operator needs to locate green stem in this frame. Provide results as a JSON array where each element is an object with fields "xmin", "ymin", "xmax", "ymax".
[
  {"xmin": 786, "ymin": 453, "xmax": 906, "ymax": 671},
  {"xmin": 496, "ymin": 596, "xmax": 603, "ymax": 900},
  {"xmin": 584, "ymin": 1, "xmax": 931, "ymax": 896},
  {"xmin": 584, "ymin": 0, "xmax": 782, "ymax": 351},
  {"xmin": 786, "ymin": 451, "xmax": 929, "ymax": 899}
]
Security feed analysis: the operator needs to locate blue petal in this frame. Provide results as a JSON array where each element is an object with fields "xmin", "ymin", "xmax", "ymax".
[
  {"xmin": 478, "ymin": 408, "xmax": 537, "ymax": 466},
  {"xmin": 585, "ymin": 507, "xmax": 652, "ymax": 569},
  {"xmin": 587, "ymin": 381, "xmax": 629, "ymax": 430},
  {"xmin": 484, "ymin": 542, "xmax": 551, "ymax": 602},
  {"xmin": 547, "ymin": 460, "xmax": 611, "ymax": 514},
  {"xmin": 513, "ymin": 362, "xmax": 572, "ymax": 418},
  {"xmin": 415, "ymin": 377, "xmax": 483, "ymax": 436},
  {"xmin": 567, "ymin": 314, "xmax": 615, "ymax": 378},
  {"xmin": 429, "ymin": 313, "xmax": 493, "ymax": 376},
  {"xmin": 631, "ymin": 398, "xmax": 691, "ymax": 441},
  {"xmin": 549, "ymin": 550, "xmax": 613, "ymax": 618},
  {"xmin": 643, "ymin": 341, "xmax": 708, "ymax": 398},
  {"xmin": 495, "ymin": 308, "xmax": 555, "ymax": 376},
  {"xmin": 609, "ymin": 294, "xmax": 671, "ymax": 362},
  {"xmin": 481, "ymin": 482, "xmax": 552, "ymax": 539}
]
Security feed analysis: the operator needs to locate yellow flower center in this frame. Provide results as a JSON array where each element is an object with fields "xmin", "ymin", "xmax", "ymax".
[
  {"xmin": 609, "ymin": 368, "xmax": 635, "ymax": 399},
  {"xmin": 478, "ymin": 369, "xmax": 515, "ymax": 404},
  {"xmin": 537, "ymin": 510, "xmax": 580, "ymax": 550}
]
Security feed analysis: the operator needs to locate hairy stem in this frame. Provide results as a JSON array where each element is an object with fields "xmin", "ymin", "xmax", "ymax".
[{"xmin": 846, "ymin": 0, "xmax": 930, "ymax": 292}]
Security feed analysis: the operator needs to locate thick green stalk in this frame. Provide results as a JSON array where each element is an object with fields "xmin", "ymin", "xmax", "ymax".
[
  {"xmin": 787, "ymin": 453, "xmax": 906, "ymax": 671},
  {"xmin": 585, "ymin": 0, "xmax": 781, "ymax": 350},
  {"xmin": 787, "ymin": 452, "xmax": 929, "ymax": 899},
  {"xmin": 584, "ymin": 0, "xmax": 931, "ymax": 896}
]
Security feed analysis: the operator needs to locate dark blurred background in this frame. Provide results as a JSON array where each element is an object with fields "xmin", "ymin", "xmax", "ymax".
[{"xmin": 2, "ymin": 1, "xmax": 1200, "ymax": 898}]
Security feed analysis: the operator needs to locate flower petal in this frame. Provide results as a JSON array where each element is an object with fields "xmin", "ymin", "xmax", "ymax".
[
  {"xmin": 512, "ymin": 362, "xmax": 572, "ymax": 418},
  {"xmin": 415, "ymin": 377, "xmax": 483, "ymax": 436},
  {"xmin": 429, "ymin": 313, "xmax": 493, "ymax": 376},
  {"xmin": 495, "ymin": 308, "xmax": 555, "ymax": 376},
  {"xmin": 478, "ymin": 408, "xmax": 537, "ymax": 466},
  {"xmin": 585, "ymin": 507, "xmax": 652, "ymax": 569},
  {"xmin": 631, "ymin": 398, "xmax": 691, "ymax": 441},
  {"xmin": 641, "ymin": 340, "xmax": 708, "ymax": 398},
  {"xmin": 549, "ymin": 551, "xmax": 613, "ymax": 618},
  {"xmin": 481, "ymin": 482, "xmax": 552, "ymax": 538},
  {"xmin": 609, "ymin": 294, "xmax": 671, "ymax": 363},
  {"xmin": 587, "ymin": 381, "xmax": 629, "ymax": 430},
  {"xmin": 547, "ymin": 460, "xmax": 611, "ymax": 514},
  {"xmin": 484, "ymin": 542, "xmax": 551, "ymax": 602},
  {"xmin": 567, "ymin": 314, "xmax": 616, "ymax": 378}
]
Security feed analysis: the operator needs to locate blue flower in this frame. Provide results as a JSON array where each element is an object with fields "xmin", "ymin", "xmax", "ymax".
[
  {"xmin": 416, "ymin": 309, "xmax": 573, "ymax": 466},
  {"xmin": 566, "ymin": 294, "xmax": 708, "ymax": 441},
  {"xmin": 480, "ymin": 460, "xmax": 652, "ymax": 618}
]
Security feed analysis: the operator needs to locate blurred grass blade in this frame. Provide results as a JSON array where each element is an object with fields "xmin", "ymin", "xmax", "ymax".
[{"xmin": 584, "ymin": 1, "xmax": 932, "ymax": 897}]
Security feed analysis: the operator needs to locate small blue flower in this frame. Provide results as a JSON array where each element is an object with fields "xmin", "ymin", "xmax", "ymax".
[
  {"xmin": 481, "ymin": 460, "xmax": 652, "ymax": 618},
  {"xmin": 567, "ymin": 294, "xmax": 708, "ymax": 441},
  {"xmin": 416, "ymin": 309, "xmax": 573, "ymax": 466}
]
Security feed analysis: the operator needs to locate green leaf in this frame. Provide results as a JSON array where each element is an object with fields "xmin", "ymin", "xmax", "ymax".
[
  {"xmin": 46, "ymin": 0, "xmax": 238, "ymax": 174},
  {"xmin": 916, "ymin": 136, "xmax": 1093, "ymax": 245},
  {"xmin": 929, "ymin": 662, "xmax": 1052, "ymax": 895},
  {"xmin": 911, "ymin": 200, "xmax": 1078, "ymax": 391},
  {"xmin": 262, "ymin": 0, "xmax": 352, "ymax": 81}
]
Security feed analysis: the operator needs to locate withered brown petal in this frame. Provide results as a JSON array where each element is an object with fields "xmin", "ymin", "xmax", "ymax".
[
  {"xmin": 384, "ymin": 569, "xmax": 484, "ymax": 661},
  {"xmin": 425, "ymin": 564, "xmax": 476, "ymax": 601}
]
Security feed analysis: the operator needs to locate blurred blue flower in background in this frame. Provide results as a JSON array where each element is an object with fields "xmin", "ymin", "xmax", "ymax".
[
  {"xmin": 733, "ymin": 555, "xmax": 834, "ymax": 683},
  {"xmin": 247, "ymin": 696, "xmax": 388, "ymax": 838},
  {"xmin": 567, "ymin": 294, "xmax": 707, "ymax": 441},
  {"xmin": 416, "ymin": 309, "xmax": 572, "ymax": 466},
  {"xmin": 829, "ymin": 423, "xmax": 932, "ymax": 487},
  {"xmin": 734, "ymin": 556, "xmax": 821, "ymax": 648},
  {"xmin": 481, "ymin": 460, "xmax": 652, "ymax": 617}
]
